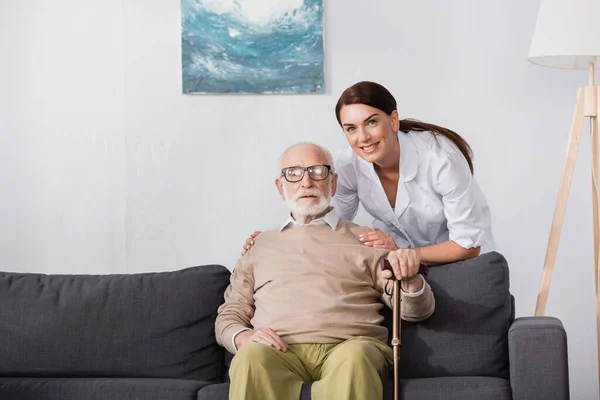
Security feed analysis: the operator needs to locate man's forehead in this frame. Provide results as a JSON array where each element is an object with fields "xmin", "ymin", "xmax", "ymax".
[{"xmin": 282, "ymin": 146, "xmax": 327, "ymax": 166}]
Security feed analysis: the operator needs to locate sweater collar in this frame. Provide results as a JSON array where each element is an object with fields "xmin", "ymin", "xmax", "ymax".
[{"xmin": 280, "ymin": 208, "xmax": 340, "ymax": 232}]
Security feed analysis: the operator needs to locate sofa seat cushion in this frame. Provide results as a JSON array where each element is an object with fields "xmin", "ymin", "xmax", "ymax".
[
  {"xmin": 0, "ymin": 377, "xmax": 212, "ymax": 400},
  {"xmin": 196, "ymin": 377, "xmax": 510, "ymax": 400},
  {"xmin": 197, "ymin": 383, "xmax": 229, "ymax": 400},
  {"xmin": 385, "ymin": 377, "xmax": 511, "ymax": 400}
]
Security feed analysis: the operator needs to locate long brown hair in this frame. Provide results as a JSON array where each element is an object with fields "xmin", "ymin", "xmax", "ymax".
[{"xmin": 335, "ymin": 81, "xmax": 474, "ymax": 174}]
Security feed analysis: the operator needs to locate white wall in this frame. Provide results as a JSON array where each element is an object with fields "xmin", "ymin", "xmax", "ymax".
[
  {"xmin": 1, "ymin": 0, "xmax": 598, "ymax": 398},
  {"xmin": 0, "ymin": 1, "xmax": 126, "ymax": 273}
]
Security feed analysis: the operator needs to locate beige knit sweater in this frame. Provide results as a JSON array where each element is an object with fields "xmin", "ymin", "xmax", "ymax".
[{"xmin": 215, "ymin": 219, "xmax": 435, "ymax": 354}]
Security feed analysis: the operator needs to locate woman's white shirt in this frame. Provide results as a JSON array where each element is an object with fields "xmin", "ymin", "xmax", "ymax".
[{"xmin": 331, "ymin": 130, "xmax": 495, "ymax": 253}]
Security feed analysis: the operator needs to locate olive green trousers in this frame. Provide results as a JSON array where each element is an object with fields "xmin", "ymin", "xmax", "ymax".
[{"xmin": 228, "ymin": 336, "xmax": 393, "ymax": 400}]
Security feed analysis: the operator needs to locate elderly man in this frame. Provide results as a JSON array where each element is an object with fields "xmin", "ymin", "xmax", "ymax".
[{"xmin": 216, "ymin": 142, "xmax": 435, "ymax": 400}]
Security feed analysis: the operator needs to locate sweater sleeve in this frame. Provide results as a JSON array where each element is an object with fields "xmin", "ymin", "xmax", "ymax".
[{"xmin": 215, "ymin": 258, "xmax": 256, "ymax": 354}]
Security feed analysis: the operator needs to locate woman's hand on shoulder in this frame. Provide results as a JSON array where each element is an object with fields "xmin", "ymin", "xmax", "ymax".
[
  {"xmin": 241, "ymin": 231, "xmax": 262, "ymax": 256},
  {"xmin": 359, "ymin": 228, "xmax": 398, "ymax": 250}
]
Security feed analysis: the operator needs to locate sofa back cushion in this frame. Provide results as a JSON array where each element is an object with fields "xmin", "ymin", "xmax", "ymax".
[
  {"xmin": 0, "ymin": 265, "xmax": 230, "ymax": 381},
  {"xmin": 383, "ymin": 251, "xmax": 512, "ymax": 379}
]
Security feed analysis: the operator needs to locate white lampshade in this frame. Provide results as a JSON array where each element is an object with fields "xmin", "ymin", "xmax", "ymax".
[{"xmin": 528, "ymin": 0, "xmax": 600, "ymax": 70}]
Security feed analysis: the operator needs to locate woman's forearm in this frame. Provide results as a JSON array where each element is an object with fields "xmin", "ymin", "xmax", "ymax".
[{"xmin": 415, "ymin": 241, "xmax": 480, "ymax": 266}]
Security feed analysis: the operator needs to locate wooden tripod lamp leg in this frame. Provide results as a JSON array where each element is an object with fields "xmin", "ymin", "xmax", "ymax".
[
  {"xmin": 392, "ymin": 280, "xmax": 401, "ymax": 400},
  {"xmin": 593, "ymin": 86, "xmax": 600, "ymax": 393},
  {"xmin": 535, "ymin": 88, "xmax": 586, "ymax": 316}
]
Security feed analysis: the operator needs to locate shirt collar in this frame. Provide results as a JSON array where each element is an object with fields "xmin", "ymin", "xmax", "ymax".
[{"xmin": 280, "ymin": 208, "xmax": 340, "ymax": 232}]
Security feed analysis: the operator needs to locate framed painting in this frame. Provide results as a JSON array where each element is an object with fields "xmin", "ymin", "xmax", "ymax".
[{"xmin": 181, "ymin": 0, "xmax": 324, "ymax": 94}]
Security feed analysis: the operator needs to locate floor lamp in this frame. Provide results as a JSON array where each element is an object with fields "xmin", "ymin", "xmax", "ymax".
[{"xmin": 528, "ymin": 0, "xmax": 600, "ymax": 388}]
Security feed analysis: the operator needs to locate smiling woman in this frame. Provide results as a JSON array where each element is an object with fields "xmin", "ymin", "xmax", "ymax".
[{"xmin": 332, "ymin": 81, "xmax": 494, "ymax": 266}]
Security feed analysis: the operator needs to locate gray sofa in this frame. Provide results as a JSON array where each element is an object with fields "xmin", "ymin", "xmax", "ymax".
[
  {"xmin": 0, "ymin": 264, "xmax": 231, "ymax": 400},
  {"xmin": 0, "ymin": 252, "xmax": 569, "ymax": 399}
]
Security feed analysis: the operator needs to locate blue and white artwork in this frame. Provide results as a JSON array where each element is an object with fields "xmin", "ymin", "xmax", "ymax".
[{"xmin": 181, "ymin": 0, "xmax": 324, "ymax": 94}]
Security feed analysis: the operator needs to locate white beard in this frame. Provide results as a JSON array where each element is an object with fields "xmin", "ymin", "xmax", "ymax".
[{"xmin": 283, "ymin": 185, "xmax": 332, "ymax": 217}]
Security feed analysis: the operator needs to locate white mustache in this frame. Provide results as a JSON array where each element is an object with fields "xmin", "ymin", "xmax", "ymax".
[{"xmin": 291, "ymin": 188, "xmax": 324, "ymax": 201}]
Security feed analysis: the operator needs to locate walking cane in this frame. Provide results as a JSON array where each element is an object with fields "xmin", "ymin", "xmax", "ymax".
[
  {"xmin": 383, "ymin": 260, "xmax": 401, "ymax": 400},
  {"xmin": 391, "ymin": 278, "xmax": 401, "ymax": 400},
  {"xmin": 384, "ymin": 261, "xmax": 428, "ymax": 400}
]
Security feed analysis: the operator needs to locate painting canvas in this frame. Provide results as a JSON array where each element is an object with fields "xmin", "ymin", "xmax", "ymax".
[{"xmin": 181, "ymin": 0, "xmax": 324, "ymax": 94}]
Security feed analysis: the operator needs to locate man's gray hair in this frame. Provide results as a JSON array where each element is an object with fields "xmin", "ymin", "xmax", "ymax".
[{"xmin": 278, "ymin": 142, "xmax": 335, "ymax": 176}]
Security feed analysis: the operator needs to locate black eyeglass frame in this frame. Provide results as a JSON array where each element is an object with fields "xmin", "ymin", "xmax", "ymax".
[{"xmin": 280, "ymin": 164, "xmax": 332, "ymax": 183}]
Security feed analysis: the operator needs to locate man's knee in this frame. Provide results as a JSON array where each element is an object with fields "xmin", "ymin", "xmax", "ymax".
[
  {"xmin": 230, "ymin": 343, "xmax": 277, "ymax": 371},
  {"xmin": 336, "ymin": 340, "xmax": 385, "ymax": 367}
]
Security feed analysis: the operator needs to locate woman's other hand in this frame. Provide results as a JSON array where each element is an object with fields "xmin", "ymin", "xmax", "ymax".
[
  {"xmin": 241, "ymin": 231, "xmax": 262, "ymax": 256},
  {"xmin": 359, "ymin": 228, "xmax": 398, "ymax": 250}
]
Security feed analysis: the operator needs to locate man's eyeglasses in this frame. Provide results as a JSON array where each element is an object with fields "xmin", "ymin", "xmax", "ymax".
[{"xmin": 281, "ymin": 164, "xmax": 332, "ymax": 183}]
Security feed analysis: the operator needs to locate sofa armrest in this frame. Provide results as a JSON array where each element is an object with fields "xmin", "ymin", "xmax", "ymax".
[{"xmin": 509, "ymin": 316, "xmax": 569, "ymax": 400}]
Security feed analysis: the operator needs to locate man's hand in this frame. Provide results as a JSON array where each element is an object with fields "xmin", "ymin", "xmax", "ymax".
[
  {"xmin": 235, "ymin": 328, "xmax": 288, "ymax": 352},
  {"xmin": 359, "ymin": 228, "xmax": 398, "ymax": 250},
  {"xmin": 383, "ymin": 248, "xmax": 424, "ymax": 293}
]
